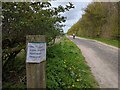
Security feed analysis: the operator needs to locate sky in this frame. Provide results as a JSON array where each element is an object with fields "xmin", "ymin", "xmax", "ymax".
[{"xmin": 50, "ymin": 0, "xmax": 92, "ymax": 33}]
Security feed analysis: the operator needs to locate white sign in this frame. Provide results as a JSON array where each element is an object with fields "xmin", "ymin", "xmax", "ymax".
[{"xmin": 26, "ymin": 42, "xmax": 46, "ymax": 63}]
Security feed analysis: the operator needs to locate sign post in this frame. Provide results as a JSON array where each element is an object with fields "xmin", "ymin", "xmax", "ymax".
[{"xmin": 26, "ymin": 35, "xmax": 46, "ymax": 88}]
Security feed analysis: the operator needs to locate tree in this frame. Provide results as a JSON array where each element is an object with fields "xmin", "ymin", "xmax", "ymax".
[
  {"xmin": 67, "ymin": 2, "xmax": 119, "ymax": 39},
  {"xmin": 2, "ymin": 2, "xmax": 74, "ymax": 82}
]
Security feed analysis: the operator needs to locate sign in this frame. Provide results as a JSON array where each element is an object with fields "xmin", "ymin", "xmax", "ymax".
[{"xmin": 26, "ymin": 42, "xmax": 46, "ymax": 63}]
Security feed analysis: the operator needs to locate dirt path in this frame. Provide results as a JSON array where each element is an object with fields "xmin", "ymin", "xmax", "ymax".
[{"xmin": 67, "ymin": 36, "xmax": 118, "ymax": 88}]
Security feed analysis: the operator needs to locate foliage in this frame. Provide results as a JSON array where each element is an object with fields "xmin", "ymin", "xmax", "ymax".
[
  {"xmin": 46, "ymin": 37, "xmax": 99, "ymax": 88},
  {"xmin": 67, "ymin": 2, "xmax": 119, "ymax": 40},
  {"xmin": 2, "ymin": 2, "xmax": 74, "ymax": 47},
  {"xmin": 3, "ymin": 49, "xmax": 26, "ymax": 89},
  {"xmin": 2, "ymin": 2, "xmax": 74, "ymax": 83},
  {"xmin": 3, "ymin": 37, "xmax": 99, "ymax": 89}
]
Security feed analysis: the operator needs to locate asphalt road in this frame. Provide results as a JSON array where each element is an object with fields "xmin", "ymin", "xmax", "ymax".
[{"xmin": 67, "ymin": 36, "xmax": 119, "ymax": 88}]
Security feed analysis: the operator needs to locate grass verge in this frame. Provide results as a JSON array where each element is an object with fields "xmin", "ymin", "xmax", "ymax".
[
  {"xmin": 46, "ymin": 36, "xmax": 99, "ymax": 88},
  {"xmin": 79, "ymin": 36, "xmax": 119, "ymax": 48},
  {"xmin": 3, "ymin": 36, "xmax": 99, "ymax": 89}
]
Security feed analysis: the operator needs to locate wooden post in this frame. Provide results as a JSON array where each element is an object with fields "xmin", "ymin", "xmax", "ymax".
[{"xmin": 26, "ymin": 35, "xmax": 46, "ymax": 88}]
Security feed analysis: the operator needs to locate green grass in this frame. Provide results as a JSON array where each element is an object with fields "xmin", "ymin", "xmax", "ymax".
[
  {"xmin": 3, "ymin": 36, "xmax": 99, "ymax": 89},
  {"xmin": 46, "ymin": 36, "xmax": 99, "ymax": 88},
  {"xmin": 93, "ymin": 38, "xmax": 119, "ymax": 48},
  {"xmin": 79, "ymin": 36, "xmax": 119, "ymax": 48}
]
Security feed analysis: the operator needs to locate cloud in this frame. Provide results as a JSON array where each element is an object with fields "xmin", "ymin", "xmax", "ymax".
[{"xmin": 50, "ymin": 1, "xmax": 92, "ymax": 33}]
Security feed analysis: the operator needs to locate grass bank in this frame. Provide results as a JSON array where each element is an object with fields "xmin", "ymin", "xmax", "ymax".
[
  {"xmin": 3, "ymin": 36, "xmax": 99, "ymax": 89},
  {"xmin": 47, "ymin": 36, "xmax": 99, "ymax": 88},
  {"xmin": 79, "ymin": 36, "xmax": 119, "ymax": 48}
]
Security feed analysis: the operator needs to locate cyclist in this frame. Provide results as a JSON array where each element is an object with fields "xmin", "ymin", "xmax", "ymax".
[{"xmin": 73, "ymin": 33, "xmax": 75, "ymax": 39}]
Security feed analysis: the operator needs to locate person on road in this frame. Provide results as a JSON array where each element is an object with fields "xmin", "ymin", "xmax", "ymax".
[{"xmin": 73, "ymin": 33, "xmax": 75, "ymax": 39}]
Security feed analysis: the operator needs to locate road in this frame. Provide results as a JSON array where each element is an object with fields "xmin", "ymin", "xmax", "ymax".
[{"xmin": 67, "ymin": 36, "xmax": 119, "ymax": 88}]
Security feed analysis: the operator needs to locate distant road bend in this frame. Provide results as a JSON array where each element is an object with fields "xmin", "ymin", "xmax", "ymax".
[{"xmin": 67, "ymin": 36, "xmax": 118, "ymax": 88}]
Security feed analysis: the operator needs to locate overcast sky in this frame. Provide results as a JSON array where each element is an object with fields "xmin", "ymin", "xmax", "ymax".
[{"xmin": 50, "ymin": 0, "xmax": 92, "ymax": 33}]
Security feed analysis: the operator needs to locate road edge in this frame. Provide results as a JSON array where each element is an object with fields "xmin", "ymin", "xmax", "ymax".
[
  {"xmin": 73, "ymin": 36, "xmax": 119, "ymax": 50},
  {"xmin": 67, "ymin": 35, "xmax": 119, "ymax": 88}
]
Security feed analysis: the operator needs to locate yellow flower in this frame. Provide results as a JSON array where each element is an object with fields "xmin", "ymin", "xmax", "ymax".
[{"xmin": 76, "ymin": 79, "xmax": 80, "ymax": 82}]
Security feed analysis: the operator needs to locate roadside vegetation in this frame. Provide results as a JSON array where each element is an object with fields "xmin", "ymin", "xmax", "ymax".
[
  {"xmin": 67, "ymin": 2, "xmax": 119, "ymax": 47},
  {"xmin": 46, "ymin": 37, "xmax": 99, "ymax": 88},
  {"xmin": 90, "ymin": 37, "xmax": 119, "ymax": 48},
  {"xmin": 3, "ymin": 49, "xmax": 26, "ymax": 88},
  {"xmin": 80, "ymin": 36, "xmax": 119, "ymax": 48},
  {"xmin": 2, "ymin": 2, "xmax": 74, "ymax": 88},
  {"xmin": 3, "ymin": 36, "xmax": 99, "ymax": 89}
]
